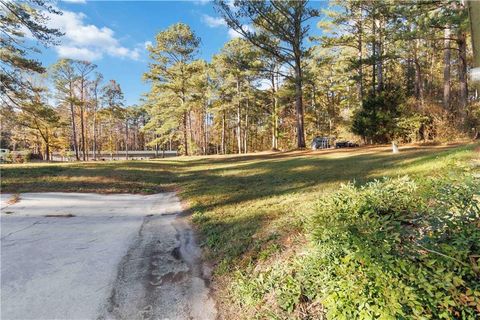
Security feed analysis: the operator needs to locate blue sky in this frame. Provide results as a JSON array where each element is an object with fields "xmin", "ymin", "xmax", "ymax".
[{"xmin": 33, "ymin": 0, "xmax": 327, "ymax": 105}]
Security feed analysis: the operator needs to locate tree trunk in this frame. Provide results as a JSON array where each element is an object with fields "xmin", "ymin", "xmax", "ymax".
[
  {"xmin": 221, "ymin": 111, "xmax": 226, "ymax": 154},
  {"xmin": 237, "ymin": 104, "xmax": 242, "ymax": 154},
  {"xmin": 376, "ymin": 18, "xmax": 383, "ymax": 92},
  {"xmin": 125, "ymin": 119, "xmax": 129, "ymax": 160},
  {"xmin": 188, "ymin": 111, "xmax": 193, "ymax": 154},
  {"xmin": 236, "ymin": 78, "xmax": 242, "ymax": 154},
  {"xmin": 93, "ymin": 111, "xmax": 97, "ymax": 160},
  {"xmin": 414, "ymin": 39, "xmax": 424, "ymax": 109},
  {"xmin": 457, "ymin": 30, "xmax": 468, "ymax": 122},
  {"xmin": 80, "ymin": 79, "xmax": 86, "ymax": 161},
  {"xmin": 294, "ymin": 58, "xmax": 306, "ymax": 148},
  {"xmin": 358, "ymin": 24, "xmax": 364, "ymax": 102},
  {"xmin": 110, "ymin": 115, "xmax": 114, "ymax": 160},
  {"xmin": 183, "ymin": 111, "xmax": 188, "ymax": 156},
  {"xmin": 203, "ymin": 108, "xmax": 208, "ymax": 155},
  {"xmin": 271, "ymin": 73, "xmax": 279, "ymax": 150},
  {"xmin": 414, "ymin": 59, "xmax": 424, "ymax": 107},
  {"xmin": 376, "ymin": 47, "xmax": 383, "ymax": 91},
  {"xmin": 134, "ymin": 123, "xmax": 138, "ymax": 151},
  {"xmin": 69, "ymin": 98, "xmax": 79, "ymax": 161},
  {"xmin": 357, "ymin": 5, "xmax": 364, "ymax": 102},
  {"xmin": 80, "ymin": 112, "xmax": 85, "ymax": 160},
  {"xmin": 443, "ymin": 27, "xmax": 451, "ymax": 110},
  {"xmin": 45, "ymin": 131, "xmax": 50, "ymax": 161},
  {"xmin": 244, "ymin": 99, "xmax": 248, "ymax": 154},
  {"xmin": 428, "ymin": 48, "xmax": 435, "ymax": 96},
  {"xmin": 372, "ymin": 15, "xmax": 376, "ymax": 93},
  {"xmin": 468, "ymin": 0, "xmax": 480, "ymax": 97},
  {"xmin": 293, "ymin": 9, "xmax": 306, "ymax": 149}
]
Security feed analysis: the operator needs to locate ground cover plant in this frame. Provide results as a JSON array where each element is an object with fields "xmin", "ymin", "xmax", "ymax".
[
  {"xmin": 1, "ymin": 143, "xmax": 479, "ymax": 318},
  {"xmin": 233, "ymin": 176, "xmax": 479, "ymax": 319}
]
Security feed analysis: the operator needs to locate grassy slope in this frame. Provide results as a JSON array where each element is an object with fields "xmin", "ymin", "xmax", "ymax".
[{"xmin": 1, "ymin": 143, "xmax": 478, "ymax": 316}]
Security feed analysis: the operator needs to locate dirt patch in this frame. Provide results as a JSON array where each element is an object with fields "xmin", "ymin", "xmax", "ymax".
[
  {"xmin": 6, "ymin": 194, "xmax": 20, "ymax": 205},
  {"xmin": 160, "ymin": 271, "xmax": 188, "ymax": 284},
  {"xmin": 102, "ymin": 211, "xmax": 216, "ymax": 320}
]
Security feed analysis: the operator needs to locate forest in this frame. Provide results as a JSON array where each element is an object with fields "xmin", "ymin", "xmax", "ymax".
[{"xmin": 2, "ymin": 0, "xmax": 479, "ymax": 160}]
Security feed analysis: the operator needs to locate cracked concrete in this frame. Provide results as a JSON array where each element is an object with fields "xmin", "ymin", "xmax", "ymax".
[{"xmin": 0, "ymin": 192, "xmax": 216, "ymax": 320}]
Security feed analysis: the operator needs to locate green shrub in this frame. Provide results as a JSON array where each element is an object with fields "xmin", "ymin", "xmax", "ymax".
[
  {"xmin": 351, "ymin": 86, "xmax": 404, "ymax": 143},
  {"xmin": 396, "ymin": 113, "xmax": 430, "ymax": 143},
  {"xmin": 232, "ymin": 176, "xmax": 480, "ymax": 319},
  {"xmin": 307, "ymin": 177, "xmax": 480, "ymax": 319}
]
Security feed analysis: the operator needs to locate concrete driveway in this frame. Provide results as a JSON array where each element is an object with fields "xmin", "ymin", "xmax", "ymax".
[{"xmin": 0, "ymin": 192, "xmax": 216, "ymax": 320}]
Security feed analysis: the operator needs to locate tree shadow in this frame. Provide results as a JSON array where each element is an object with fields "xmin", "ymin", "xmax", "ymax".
[
  {"xmin": 1, "ymin": 144, "xmax": 475, "ymax": 265},
  {"xmin": 177, "ymin": 145, "xmax": 473, "ymax": 214}
]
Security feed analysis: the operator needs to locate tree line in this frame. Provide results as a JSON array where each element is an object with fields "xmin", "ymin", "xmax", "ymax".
[
  {"xmin": 2, "ymin": 56, "xmax": 152, "ymax": 160},
  {"xmin": 144, "ymin": 0, "xmax": 479, "ymax": 156},
  {"xmin": 2, "ymin": 0, "xmax": 479, "ymax": 159},
  {"xmin": 1, "ymin": 1, "xmax": 152, "ymax": 160}
]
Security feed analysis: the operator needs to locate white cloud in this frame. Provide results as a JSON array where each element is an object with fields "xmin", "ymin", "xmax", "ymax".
[
  {"xmin": 144, "ymin": 41, "xmax": 152, "ymax": 49},
  {"xmin": 47, "ymin": 10, "xmax": 140, "ymax": 61},
  {"xmin": 61, "ymin": 0, "xmax": 86, "ymax": 3},
  {"xmin": 108, "ymin": 46, "xmax": 140, "ymax": 60},
  {"xmin": 194, "ymin": 0, "xmax": 211, "ymax": 5},
  {"xmin": 201, "ymin": 14, "xmax": 253, "ymax": 39},
  {"xmin": 227, "ymin": 28, "xmax": 242, "ymax": 39},
  {"xmin": 201, "ymin": 15, "xmax": 226, "ymax": 28},
  {"xmin": 228, "ymin": 25, "xmax": 253, "ymax": 39},
  {"xmin": 57, "ymin": 46, "xmax": 101, "ymax": 61}
]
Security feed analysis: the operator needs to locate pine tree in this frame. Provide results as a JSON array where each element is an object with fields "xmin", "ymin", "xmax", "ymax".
[
  {"xmin": 144, "ymin": 23, "xmax": 200, "ymax": 156},
  {"xmin": 215, "ymin": 0, "xmax": 318, "ymax": 148},
  {"xmin": 1, "ymin": 0, "xmax": 62, "ymax": 105}
]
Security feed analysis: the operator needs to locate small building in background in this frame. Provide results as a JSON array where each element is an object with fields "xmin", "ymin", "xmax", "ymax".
[{"xmin": 311, "ymin": 137, "xmax": 332, "ymax": 150}]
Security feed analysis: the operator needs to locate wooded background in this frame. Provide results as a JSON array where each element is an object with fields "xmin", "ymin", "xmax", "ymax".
[{"xmin": 2, "ymin": 0, "xmax": 479, "ymax": 159}]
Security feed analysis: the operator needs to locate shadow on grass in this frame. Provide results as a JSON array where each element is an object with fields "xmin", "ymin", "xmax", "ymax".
[
  {"xmin": 179, "ymin": 145, "xmax": 473, "ymax": 213},
  {"xmin": 1, "ymin": 144, "xmax": 475, "ymax": 264},
  {"xmin": 2, "ymin": 144, "xmax": 473, "ymax": 200}
]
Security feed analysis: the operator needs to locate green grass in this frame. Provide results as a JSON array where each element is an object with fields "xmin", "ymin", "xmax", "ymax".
[{"xmin": 1, "ymin": 143, "xmax": 478, "ymax": 317}]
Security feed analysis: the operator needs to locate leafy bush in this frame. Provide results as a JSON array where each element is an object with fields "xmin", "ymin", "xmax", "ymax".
[
  {"xmin": 232, "ymin": 176, "xmax": 480, "ymax": 319},
  {"xmin": 5, "ymin": 152, "xmax": 13, "ymax": 163},
  {"xmin": 307, "ymin": 177, "xmax": 480, "ymax": 319},
  {"xmin": 11, "ymin": 151, "xmax": 31, "ymax": 163},
  {"xmin": 396, "ymin": 113, "xmax": 430, "ymax": 143},
  {"xmin": 351, "ymin": 88, "xmax": 470, "ymax": 144}
]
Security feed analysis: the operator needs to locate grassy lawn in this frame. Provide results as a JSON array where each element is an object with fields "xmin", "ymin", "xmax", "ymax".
[{"xmin": 1, "ymin": 143, "xmax": 479, "ymax": 317}]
